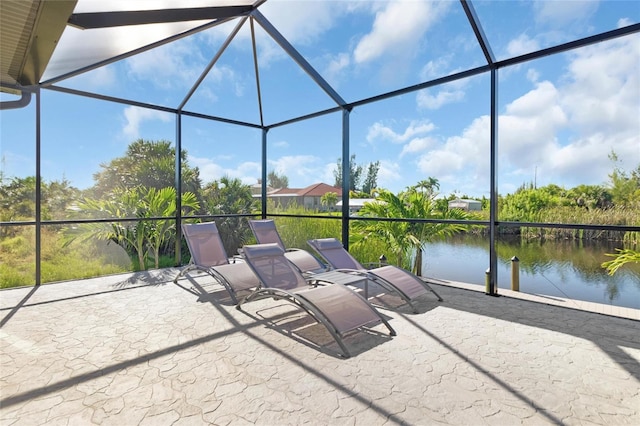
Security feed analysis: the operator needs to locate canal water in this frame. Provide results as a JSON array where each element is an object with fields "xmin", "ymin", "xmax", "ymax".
[{"xmin": 420, "ymin": 235, "xmax": 640, "ymax": 310}]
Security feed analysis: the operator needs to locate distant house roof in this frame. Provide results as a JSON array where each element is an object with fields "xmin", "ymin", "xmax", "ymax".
[
  {"xmin": 296, "ymin": 182, "xmax": 342, "ymax": 197},
  {"xmin": 253, "ymin": 182, "xmax": 342, "ymax": 197},
  {"xmin": 269, "ymin": 187, "xmax": 299, "ymax": 196}
]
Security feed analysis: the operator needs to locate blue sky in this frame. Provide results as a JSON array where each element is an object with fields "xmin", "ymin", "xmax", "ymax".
[{"xmin": 1, "ymin": 0, "xmax": 639, "ymax": 198}]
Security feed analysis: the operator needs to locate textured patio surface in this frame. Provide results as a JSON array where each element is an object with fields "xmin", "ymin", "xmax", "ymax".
[{"xmin": 1, "ymin": 269, "xmax": 639, "ymax": 425}]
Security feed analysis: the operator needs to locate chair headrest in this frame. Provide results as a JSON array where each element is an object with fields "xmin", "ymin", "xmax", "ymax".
[
  {"xmin": 309, "ymin": 238, "xmax": 343, "ymax": 251},
  {"xmin": 182, "ymin": 221, "xmax": 219, "ymax": 236},
  {"xmin": 242, "ymin": 243, "xmax": 284, "ymax": 259},
  {"xmin": 249, "ymin": 219, "xmax": 275, "ymax": 230}
]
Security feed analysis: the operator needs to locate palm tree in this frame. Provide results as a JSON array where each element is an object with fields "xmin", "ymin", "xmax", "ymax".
[
  {"xmin": 351, "ymin": 187, "xmax": 472, "ymax": 275},
  {"xmin": 414, "ymin": 177, "xmax": 440, "ymax": 198},
  {"xmin": 321, "ymin": 191, "xmax": 338, "ymax": 211},
  {"xmin": 145, "ymin": 187, "xmax": 199, "ymax": 268},
  {"xmin": 64, "ymin": 187, "xmax": 199, "ymax": 270}
]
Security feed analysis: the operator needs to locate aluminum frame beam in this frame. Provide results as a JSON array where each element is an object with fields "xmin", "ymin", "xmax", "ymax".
[
  {"xmin": 251, "ymin": 10, "xmax": 346, "ymax": 108},
  {"xmin": 461, "ymin": 0, "xmax": 495, "ymax": 65},
  {"xmin": 179, "ymin": 16, "xmax": 248, "ymax": 110},
  {"xmin": 68, "ymin": 6, "xmax": 252, "ymax": 29}
]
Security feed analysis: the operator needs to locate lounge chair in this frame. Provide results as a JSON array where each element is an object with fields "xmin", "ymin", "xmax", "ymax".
[
  {"xmin": 308, "ymin": 238, "xmax": 443, "ymax": 313},
  {"xmin": 237, "ymin": 243, "xmax": 396, "ymax": 358},
  {"xmin": 174, "ymin": 222, "xmax": 260, "ymax": 304},
  {"xmin": 248, "ymin": 219, "xmax": 328, "ymax": 274}
]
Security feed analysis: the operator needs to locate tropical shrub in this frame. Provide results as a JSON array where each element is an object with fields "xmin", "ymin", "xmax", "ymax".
[
  {"xmin": 64, "ymin": 187, "xmax": 199, "ymax": 270},
  {"xmin": 351, "ymin": 186, "xmax": 473, "ymax": 275}
]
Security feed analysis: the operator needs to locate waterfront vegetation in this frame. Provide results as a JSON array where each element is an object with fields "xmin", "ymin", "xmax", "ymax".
[{"xmin": 1, "ymin": 140, "xmax": 638, "ymax": 289}]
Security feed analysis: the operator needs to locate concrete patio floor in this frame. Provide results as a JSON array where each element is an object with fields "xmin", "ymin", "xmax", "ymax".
[{"xmin": 1, "ymin": 269, "xmax": 639, "ymax": 425}]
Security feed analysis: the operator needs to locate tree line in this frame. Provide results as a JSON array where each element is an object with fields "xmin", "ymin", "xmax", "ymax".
[{"xmin": 1, "ymin": 140, "xmax": 638, "ymax": 278}]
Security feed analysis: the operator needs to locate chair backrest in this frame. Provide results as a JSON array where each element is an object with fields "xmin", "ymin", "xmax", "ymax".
[
  {"xmin": 249, "ymin": 219, "xmax": 326, "ymax": 273},
  {"xmin": 248, "ymin": 219, "xmax": 286, "ymax": 250},
  {"xmin": 307, "ymin": 238, "xmax": 364, "ymax": 270},
  {"xmin": 242, "ymin": 243, "xmax": 308, "ymax": 291},
  {"xmin": 182, "ymin": 222, "xmax": 230, "ymax": 267}
]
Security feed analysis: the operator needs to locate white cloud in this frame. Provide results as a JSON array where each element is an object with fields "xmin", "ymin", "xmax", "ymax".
[
  {"xmin": 526, "ymin": 68, "xmax": 540, "ymax": 83},
  {"xmin": 498, "ymin": 1, "xmax": 600, "ymax": 59},
  {"xmin": 126, "ymin": 38, "xmax": 204, "ymax": 89},
  {"xmin": 416, "ymin": 59, "xmax": 468, "ymax": 110},
  {"xmin": 210, "ymin": 65, "xmax": 245, "ymax": 97},
  {"xmin": 122, "ymin": 107, "xmax": 172, "ymax": 138},
  {"xmin": 417, "ymin": 147, "xmax": 466, "ymax": 177},
  {"xmin": 419, "ymin": 58, "xmax": 451, "ymax": 80},
  {"xmin": 250, "ymin": 1, "xmax": 450, "ymax": 88},
  {"xmin": 353, "ymin": 0, "xmax": 450, "ymax": 64},
  {"xmin": 367, "ymin": 120, "xmax": 435, "ymax": 144},
  {"xmin": 191, "ymin": 86, "xmax": 218, "ymax": 104},
  {"xmin": 506, "ymin": 34, "xmax": 541, "ymax": 57},
  {"xmin": 533, "ymin": 0, "xmax": 599, "ymax": 28},
  {"xmin": 617, "ymin": 18, "xmax": 632, "ymax": 28},
  {"xmin": 323, "ymin": 52, "xmax": 351, "ymax": 85},
  {"xmin": 123, "ymin": 35, "xmax": 247, "ymax": 104},
  {"xmin": 411, "ymin": 80, "xmax": 567, "ymax": 193},
  {"xmin": 413, "ymin": 115, "xmax": 490, "ymax": 195},
  {"xmin": 505, "ymin": 81, "xmax": 563, "ymax": 116},
  {"xmin": 399, "ymin": 137, "xmax": 436, "ymax": 158},
  {"xmin": 542, "ymin": 133, "xmax": 614, "ymax": 187},
  {"xmin": 499, "ymin": 81, "xmax": 568, "ymax": 168},
  {"xmin": 561, "ymin": 36, "xmax": 640, "ymax": 135},
  {"xmin": 189, "ymin": 155, "xmax": 260, "ymax": 185},
  {"xmin": 422, "ymin": 35, "xmax": 640, "ymax": 195},
  {"xmin": 260, "ymin": 1, "xmax": 339, "ymax": 46},
  {"xmin": 416, "ymin": 87, "xmax": 465, "ymax": 110},
  {"xmin": 377, "ymin": 160, "xmax": 402, "ymax": 188},
  {"xmin": 218, "ymin": 0, "xmax": 356, "ymax": 69},
  {"xmin": 321, "ymin": 161, "xmax": 338, "ymax": 186},
  {"xmin": 267, "ymin": 155, "xmax": 325, "ymax": 186}
]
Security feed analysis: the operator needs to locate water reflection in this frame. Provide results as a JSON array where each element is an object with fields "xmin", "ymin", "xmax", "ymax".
[{"xmin": 421, "ymin": 235, "xmax": 640, "ymax": 309}]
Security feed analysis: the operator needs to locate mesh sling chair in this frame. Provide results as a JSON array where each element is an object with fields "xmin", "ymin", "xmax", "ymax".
[
  {"xmin": 175, "ymin": 222, "xmax": 260, "ymax": 304},
  {"xmin": 248, "ymin": 219, "xmax": 328, "ymax": 274},
  {"xmin": 308, "ymin": 238, "xmax": 443, "ymax": 313},
  {"xmin": 237, "ymin": 243, "xmax": 396, "ymax": 358}
]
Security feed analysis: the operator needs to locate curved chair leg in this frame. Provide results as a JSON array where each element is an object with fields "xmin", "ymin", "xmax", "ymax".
[
  {"xmin": 238, "ymin": 288, "xmax": 389, "ymax": 358},
  {"xmin": 173, "ymin": 263, "xmax": 198, "ymax": 284},
  {"xmin": 175, "ymin": 265, "xmax": 240, "ymax": 304},
  {"xmin": 422, "ymin": 281, "xmax": 443, "ymax": 301}
]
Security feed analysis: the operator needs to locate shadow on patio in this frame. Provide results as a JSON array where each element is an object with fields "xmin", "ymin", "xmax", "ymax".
[{"xmin": 1, "ymin": 269, "xmax": 638, "ymax": 425}]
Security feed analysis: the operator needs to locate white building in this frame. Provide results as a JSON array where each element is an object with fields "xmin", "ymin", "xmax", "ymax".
[
  {"xmin": 448, "ymin": 199, "xmax": 482, "ymax": 211},
  {"xmin": 336, "ymin": 198, "xmax": 378, "ymax": 214}
]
